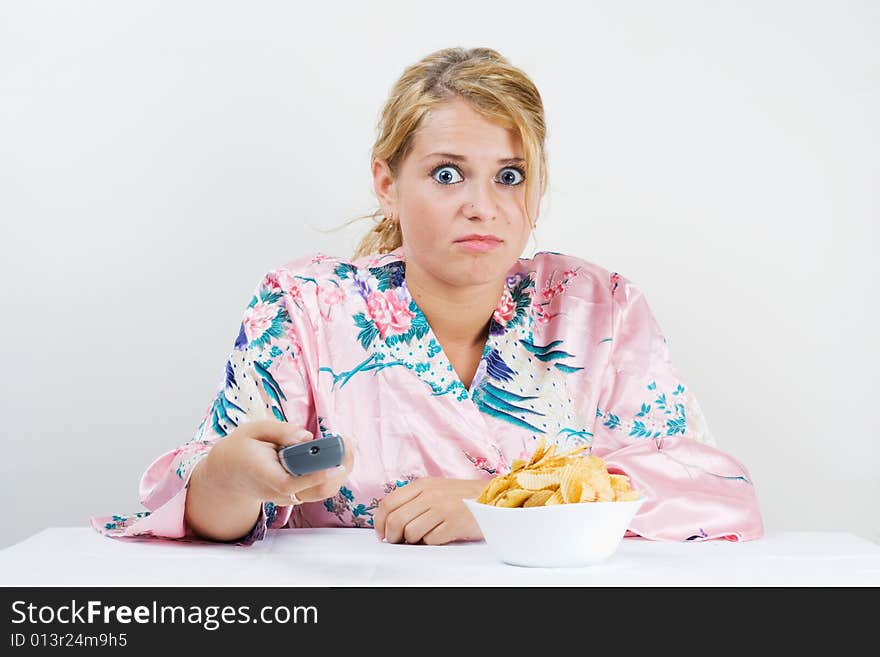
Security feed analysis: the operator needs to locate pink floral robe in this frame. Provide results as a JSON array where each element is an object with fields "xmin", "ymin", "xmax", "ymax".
[{"xmin": 90, "ymin": 245, "xmax": 764, "ymax": 545}]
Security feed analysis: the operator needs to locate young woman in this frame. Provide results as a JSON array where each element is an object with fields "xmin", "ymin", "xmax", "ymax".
[{"xmin": 91, "ymin": 47, "xmax": 763, "ymax": 546}]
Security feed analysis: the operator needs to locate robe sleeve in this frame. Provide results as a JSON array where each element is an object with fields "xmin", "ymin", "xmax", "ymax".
[
  {"xmin": 590, "ymin": 271, "xmax": 765, "ymax": 542},
  {"xmin": 89, "ymin": 264, "xmax": 318, "ymax": 545}
]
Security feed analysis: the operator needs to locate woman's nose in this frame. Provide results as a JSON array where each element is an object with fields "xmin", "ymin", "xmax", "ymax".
[{"xmin": 464, "ymin": 188, "xmax": 499, "ymax": 221}]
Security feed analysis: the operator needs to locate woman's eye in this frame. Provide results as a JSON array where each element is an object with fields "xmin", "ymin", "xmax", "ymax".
[
  {"xmin": 498, "ymin": 167, "xmax": 525, "ymax": 185},
  {"xmin": 432, "ymin": 165, "xmax": 463, "ymax": 185},
  {"xmin": 430, "ymin": 165, "xmax": 525, "ymax": 186}
]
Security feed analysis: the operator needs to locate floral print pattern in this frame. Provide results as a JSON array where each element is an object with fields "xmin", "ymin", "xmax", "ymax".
[{"xmin": 90, "ymin": 245, "xmax": 762, "ymax": 545}]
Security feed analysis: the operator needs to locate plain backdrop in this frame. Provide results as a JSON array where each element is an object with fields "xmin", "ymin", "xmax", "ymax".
[{"xmin": 1, "ymin": 0, "xmax": 877, "ymax": 550}]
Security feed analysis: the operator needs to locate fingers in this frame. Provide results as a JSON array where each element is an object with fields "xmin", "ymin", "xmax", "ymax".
[
  {"xmin": 379, "ymin": 491, "xmax": 433, "ymax": 544},
  {"xmin": 419, "ymin": 520, "xmax": 453, "ymax": 546},
  {"xmin": 402, "ymin": 511, "xmax": 444, "ymax": 545},
  {"xmin": 242, "ymin": 423, "xmax": 354, "ymax": 507},
  {"xmin": 244, "ymin": 419, "xmax": 313, "ymax": 447},
  {"xmin": 261, "ymin": 467, "xmax": 342, "ymax": 507},
  {"xmin": 293, "ymin": 466, "xmax": 349, "ymax": 503},
  {"xmin": 263, "ymin": 463, "xmax": 341, "ymax": 503},
  {"xmin": 373, "ymin": 481, "xmax": 423, "ymax": 540}
]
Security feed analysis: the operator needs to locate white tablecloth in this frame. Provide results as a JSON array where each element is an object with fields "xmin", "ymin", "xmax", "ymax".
[{"xmin": 1, "ymin": 528, "xmax": 878, "ymax": 586}]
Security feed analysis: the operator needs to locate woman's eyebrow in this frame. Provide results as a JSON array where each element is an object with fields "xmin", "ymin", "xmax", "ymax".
[{"xmin": 422, "ymin": 152, "xmax": 525, "ymax": 164}]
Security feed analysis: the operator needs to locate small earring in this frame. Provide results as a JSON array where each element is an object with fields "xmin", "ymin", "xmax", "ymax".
[{"xmin": 376, "ymin": 214, "xmax": 397, "ymax": 233}]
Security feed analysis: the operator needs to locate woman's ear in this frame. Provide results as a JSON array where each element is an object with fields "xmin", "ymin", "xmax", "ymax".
[{"xmin": 372, "ymin": 158, "xmax": 396, "ymax": 213}]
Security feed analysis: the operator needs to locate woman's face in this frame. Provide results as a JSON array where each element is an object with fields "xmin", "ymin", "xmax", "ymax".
[{"xmin": 374, "ymin": 97, "xmax": 540, "ymax": 288}]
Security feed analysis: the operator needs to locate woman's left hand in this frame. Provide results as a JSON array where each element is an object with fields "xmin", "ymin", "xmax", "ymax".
[{"xmin": 373, "ymin": 477, "xmax": 486, "ymax": 545}]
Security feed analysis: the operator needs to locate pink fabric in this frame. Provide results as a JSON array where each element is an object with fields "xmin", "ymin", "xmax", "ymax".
[{"xmin": 90, "ymin": 246, "xmax": 764, "ymax": 545}]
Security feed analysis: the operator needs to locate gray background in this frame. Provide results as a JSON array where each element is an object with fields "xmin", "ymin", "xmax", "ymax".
[{"xmin": 1, "ymin": 0, "xmax": 877, "ymax": 549}]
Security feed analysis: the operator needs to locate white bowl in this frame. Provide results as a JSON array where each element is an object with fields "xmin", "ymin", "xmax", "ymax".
[{"xmin": 463, "ymin": 496, "xmax": 645, "ymax": 568}]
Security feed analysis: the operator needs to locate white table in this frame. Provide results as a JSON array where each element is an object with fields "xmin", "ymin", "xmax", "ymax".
[{"xmin": 1, "ymin": 528, "xmax": 878, "ymax": 586}]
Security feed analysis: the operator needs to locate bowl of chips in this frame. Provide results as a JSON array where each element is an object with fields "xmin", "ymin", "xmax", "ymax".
[{"xmin": 463, "ymin": 438, "xmax": 644, "ymax": 567}]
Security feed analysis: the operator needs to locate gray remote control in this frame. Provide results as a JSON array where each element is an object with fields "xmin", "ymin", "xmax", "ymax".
[{"xmin": 278, "ymin": 435, "xmax": 345, "ymax": 476}]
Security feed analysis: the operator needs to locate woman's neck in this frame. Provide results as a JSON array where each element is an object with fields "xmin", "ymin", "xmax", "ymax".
[{"xmin": 403, "ymin": 262, "xmax": 503, "ymax": 350}]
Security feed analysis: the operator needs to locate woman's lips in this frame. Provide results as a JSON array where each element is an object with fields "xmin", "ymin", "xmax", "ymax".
[{"xmin": 454, "ymin": 238, "xmax": 503, "ymax": 253}]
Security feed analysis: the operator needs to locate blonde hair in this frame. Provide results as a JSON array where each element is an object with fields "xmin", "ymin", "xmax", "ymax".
[{"xmin": 330, "ymin": 47, "xmax": 548, "ymax": 260}]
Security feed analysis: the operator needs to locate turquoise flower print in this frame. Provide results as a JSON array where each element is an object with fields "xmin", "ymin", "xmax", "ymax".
[
  {"xmin": 384, "ymin": 475, "xmax": 419, "ymax": 494},
  {"xmin": 603, "ymin": 413, "xmax": 621, "ymax": 430},
  {"xmin": 204, "ymin": 369, "xmax": 248, "ymax": 438},
  {"xmin": 492, "ymin": 288, "xmax": 516, "ymax": 327},
  {"xmin": 365, "ymin": 285, "xmax": 416, "ymax": 340},
  {"xmin": 471, "ymin": 383, "xmax": 545, "ymax": 432},
  {"xmin": 211, "ymin": 271, "xmax": 313, "ymax": 427},
  {"xmin": 103, "ymin": 511, "xmax": 150, "ymax": 531},
  {"xmin": 556, "ymin": 427, "xmax": 594, "ymax": 445},
  {"xmin": 490, "ymin": 270, "xmax": 536, "ymax": 335},
  {"xmin": 238, "ymin": 278, "xmax": 295, "ymax": 353},
  {"xmin": 321, "ymin": 474, "xmax": 419, "ymax": 527},
  {"xmin": 327, "ymin": 259, "xmax": 592, "ymax": 440},
  {"xmin": 337, "ymin": 261, "xmax": 426, "ymax": 349},
  {"xmin": 520, "ymin": 337, "xmax": 584, "ymax": 375},
  {"xmin": 597, "ymin": 381, "xmax": 688, "ymax": 440},
  {"xmin": 323, "ymin": 486, "xmax": 378, "ymax": 526}
]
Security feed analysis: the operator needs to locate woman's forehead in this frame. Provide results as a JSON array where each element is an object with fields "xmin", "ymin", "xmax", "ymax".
[
  {"xmin": 411, "ymin": 129, "xmax": 523, "ymax": 164},
  {"xmin": 414, "ymin": 101, "xmax": 520, "ymax": 151}
]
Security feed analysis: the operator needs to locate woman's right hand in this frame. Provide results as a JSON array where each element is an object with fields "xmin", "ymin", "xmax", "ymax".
[{"xmin": 203, "ymin": 419, "xmax": 355, "ymax": 507}]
